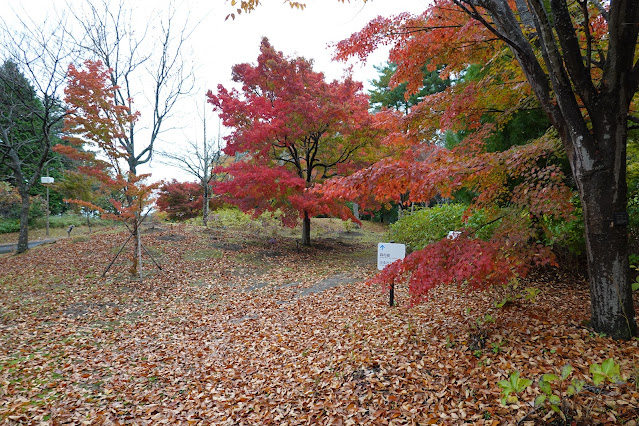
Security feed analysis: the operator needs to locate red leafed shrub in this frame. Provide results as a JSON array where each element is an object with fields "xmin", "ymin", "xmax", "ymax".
[{"xmin": 156, "ymin": 180, "xmax": 205, "ymax": 221}]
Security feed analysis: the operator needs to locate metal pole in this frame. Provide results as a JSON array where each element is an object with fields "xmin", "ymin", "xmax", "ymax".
[
  {"xmin": 389, "ymin": 279, "xmax": 395, "ymax": 307},
  {"xmin": 46, "ymin": 186, "xmax": 50, "ymax": 237}
]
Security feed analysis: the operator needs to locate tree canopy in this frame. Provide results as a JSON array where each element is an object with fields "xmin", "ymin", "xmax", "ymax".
[{"xmin": 207, "ymin": 38, "xmax": 376, "ymax": 245}]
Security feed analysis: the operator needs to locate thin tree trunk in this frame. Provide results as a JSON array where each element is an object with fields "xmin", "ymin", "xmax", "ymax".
[
  {"xmin": 16, "ymin": 192, "xmax": 30, "ymax": 254},
  {"xmin": 202, "ymin": 182, "xmax": 209, "ymax": 227},
  {"xmin": 137, "ymin": 218, "xmax": 142, "ymax": 281},
  {"xmin": 301, "ymin": 210, "xmax": 311, "ymax": 246}
]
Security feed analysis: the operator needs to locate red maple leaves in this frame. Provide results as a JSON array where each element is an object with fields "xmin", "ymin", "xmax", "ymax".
[
  {"xmin": 207, "ymin": 38, "xmax": 375, "ymax": 239},
  {"xmin": 323, "ymin": 0, "xmax": 576, "ymax": 296}
]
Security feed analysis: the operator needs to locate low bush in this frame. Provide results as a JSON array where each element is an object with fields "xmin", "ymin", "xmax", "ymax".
[
  {"xmin": 0, "ymin": 219, "xmax": 20, "ymax": 234},
  {"xmin": 206, "ymin": 207, "xmax": 283, "ymax": 230},
  {"xmin": 206, "ymin": 207, "xmax": 255, "ymax": 228},
  {"xmin": 389, "ymin": 203, "xmax": 499, "ymax": 251}
]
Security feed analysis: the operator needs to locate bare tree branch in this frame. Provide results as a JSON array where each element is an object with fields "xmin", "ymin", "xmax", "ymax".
[
  {"xmin": 0, "ymin": 12, "xmax": 75, "ymax": 252},
  {"xmin": 69, "ymin": 0, "xmax": 195, "ymax": 176}
]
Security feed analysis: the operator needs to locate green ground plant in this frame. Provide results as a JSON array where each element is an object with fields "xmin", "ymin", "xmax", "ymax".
[{"xmin": 499, "ymin": 358, "xmax": 625, "ymax": 423}]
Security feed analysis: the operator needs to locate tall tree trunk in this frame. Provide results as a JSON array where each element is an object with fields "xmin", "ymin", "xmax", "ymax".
[
  {"xmin": 202, "ymin": 181, "xmax": 209, "ymax": 227},
  {"xmin": 16, "ymin": 191, "xmax": 30, "ymax": 254},
  {"xmin": 581, "ymin": 175, "xmax": 636, "ymax": 338},
  {"xmin": 575, "ymin": 107, "xmax": 636, "ymax": 339},
  {"xmin": 301, "ymin": 210, "xmax": 311, "ymax": 246}
]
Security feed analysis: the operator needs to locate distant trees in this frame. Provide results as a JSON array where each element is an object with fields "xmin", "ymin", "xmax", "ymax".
[
  {"xmin": 0, "ymin": 16, "xmax": 74, "ymax": 253},
  {"xmin": 369, "ymin": 62, "xmax": 449, "ymax": 114},
  {"xmin": 208, "ymin": 38, "xmax": 375, "ymax": 245},
  {"xmin": 159, "ymin": 105, "xmax": 223, "ymax": 226}
]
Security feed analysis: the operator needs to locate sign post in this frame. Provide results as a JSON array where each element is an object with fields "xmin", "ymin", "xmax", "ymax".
[
  {"xmin": 377, "ymin": 242, "xmax": 406, "ymax": 306},
  {"xmin": 40, "ymin": 176, "xmax": 54, "ymax": 236}
]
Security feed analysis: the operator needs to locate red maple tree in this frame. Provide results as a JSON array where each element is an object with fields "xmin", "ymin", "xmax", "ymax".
[
  {"xmin": 207, "ymin": 38, "xmax": 376, "ymax": 245},
  {"xmin": 156, "ymin": 179, "xmax": 221, "ymax": 221},
  {"xmin": 317, "ymin": 1, "xmax": 575, "ymax": 303}
]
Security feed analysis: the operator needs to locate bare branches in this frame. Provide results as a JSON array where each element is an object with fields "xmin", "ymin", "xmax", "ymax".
[
  {"xmin": 69, "ymin": 0, "xmax": 195, "ymax": 175},
  {"xmin": 158, "ymin": 104, "xmax": 224, "ymax": 226},
  {"xmin": 0, "ymin": 11, "xmax": 76, "ymax": 252}
]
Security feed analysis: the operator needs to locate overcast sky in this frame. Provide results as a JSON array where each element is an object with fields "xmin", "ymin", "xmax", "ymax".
[{"xmin": 5, "ymin": 0, "xmax": 427, "ymax": 182}]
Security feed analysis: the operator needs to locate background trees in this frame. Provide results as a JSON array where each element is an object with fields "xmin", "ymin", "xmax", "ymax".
[
  {"xmin": 159, "ymin": 104, "xmax": 224, "ymax": 226},
  {"xmin": 156, "ymin": 180, "xmax": 209, "ymax": 222},
  {"xmin": 0, "ymin": 17, "xmax": 74, "ymax": 253},
  {"xmin": 208, "ymin": 38, "xmax": 375, "ymax": 245}
]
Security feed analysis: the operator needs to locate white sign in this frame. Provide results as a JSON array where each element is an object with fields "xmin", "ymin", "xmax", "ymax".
[
  {"xmin": 447, "ymin": 231, "xmax": 461, "ymax": 240},
  {"xmin": 377, "ymin": 242, "xmax": 406, "ymax": 270},
  {"xmin": 40, "ymin": 176, "xmax": 54, "ymax": 184}
]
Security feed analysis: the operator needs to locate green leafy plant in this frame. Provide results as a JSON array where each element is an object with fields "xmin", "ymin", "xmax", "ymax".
[
  {"xmin": 502, "ymin": 358, "xmax": 625, "ymax": 423},
  {"xmin": 589, "ymin": 358, "xmax": 622, "ymax": 386},
  {"xmin": 498, "ymin": 371, "xmax": 532, "ymax": 405},
  {"xmin": 533, "ymin": 364, "xmax": 582, "ymax": 420}
]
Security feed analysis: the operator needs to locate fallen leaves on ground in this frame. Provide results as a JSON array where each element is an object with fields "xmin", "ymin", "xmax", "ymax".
[{"xmin": 0, "ymin": 222, "xmax": 638, "ymax": 425}]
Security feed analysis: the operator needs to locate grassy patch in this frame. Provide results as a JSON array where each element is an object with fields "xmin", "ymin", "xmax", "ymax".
[{"xmin": 182, "ymin": 248, "xmax": 224, "ymax": 261}]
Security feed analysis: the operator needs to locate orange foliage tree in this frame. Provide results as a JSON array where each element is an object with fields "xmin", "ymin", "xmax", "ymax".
[{"xmin": 55, "ymin": 60, "xmax": 160, "ymax": 278}]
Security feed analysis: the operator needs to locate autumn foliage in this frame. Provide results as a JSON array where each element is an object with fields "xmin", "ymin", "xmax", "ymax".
[
  {"xmin": 55, "ymin": 60, "xmax": 159, "ymax": 275},
  {"xmin": 207, "ymin": 38, "xmax": 375, "ymax": 244},
  {"xmin": 156, "ymin": 179, "xmax": 223, "ymax": 221},
  {"xmin": 317, "ymin": 0, "xmax": 577, "ymax": 298}
]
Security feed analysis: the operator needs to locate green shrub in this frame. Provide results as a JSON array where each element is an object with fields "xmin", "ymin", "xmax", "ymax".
[
  {"xmin": 208, "ymin": 207, "xmax": 255, "ymax": 228},
  {"xmin": 540, "ymin": 198, "xmax": 585, "ymax": 255},
  {"xmin": 389, "ymin": 203, "xmax": 498, "ymax": 251},
  {"xmin": 0, "ymin": 219, "xmax": 20, "ymax": 234}
]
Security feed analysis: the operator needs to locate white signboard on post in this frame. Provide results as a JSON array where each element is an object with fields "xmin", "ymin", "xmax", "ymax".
[{"xmin": 377, "ymin": 242, "xmax": 406, "ymax": 270}]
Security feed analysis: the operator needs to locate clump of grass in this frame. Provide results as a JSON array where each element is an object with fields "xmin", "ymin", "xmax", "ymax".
[{"xmin": 182, "ymin": 248, "xmax": 224, "ymax": 261}]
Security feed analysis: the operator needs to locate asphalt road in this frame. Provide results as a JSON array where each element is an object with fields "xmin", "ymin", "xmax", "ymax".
[{"xmin": 0, "ymin": 239, "xmax": 56, "ymax": 254}]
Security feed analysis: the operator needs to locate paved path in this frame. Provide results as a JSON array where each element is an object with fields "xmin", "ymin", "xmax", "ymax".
[{"xmin": 0, "ymin": 239, "xmax": 56, "ymax": 254}]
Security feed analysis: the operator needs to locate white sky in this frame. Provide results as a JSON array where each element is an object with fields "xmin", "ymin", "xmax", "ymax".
[{"xmin": 5, "ymin": 0, "xmax": 428, "ymax": 182}]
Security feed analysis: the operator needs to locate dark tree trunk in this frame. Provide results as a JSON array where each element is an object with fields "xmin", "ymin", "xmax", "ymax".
[
  {"xmin": 301, "ymin": 210, "xmax": 311, "ymax": 246},
  {"xmin": 454, "ymin": 0, "xmax": 639, "ymax": 339},
  {"xmin": 576, "ymin": 106, "xmax": 636, "ymax": 339},
  {"xmin": 16, "ymin": 192, "xmax": 30, "ymax": 254},
  {"xmin": 582, "ymin": 176, "xmax": 636, "ymax": 338}
]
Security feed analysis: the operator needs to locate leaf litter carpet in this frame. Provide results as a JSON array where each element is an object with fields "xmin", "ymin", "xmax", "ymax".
[{"xmin": 1, "ymin": 225, "xmax": 638, "ymax": 424}]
